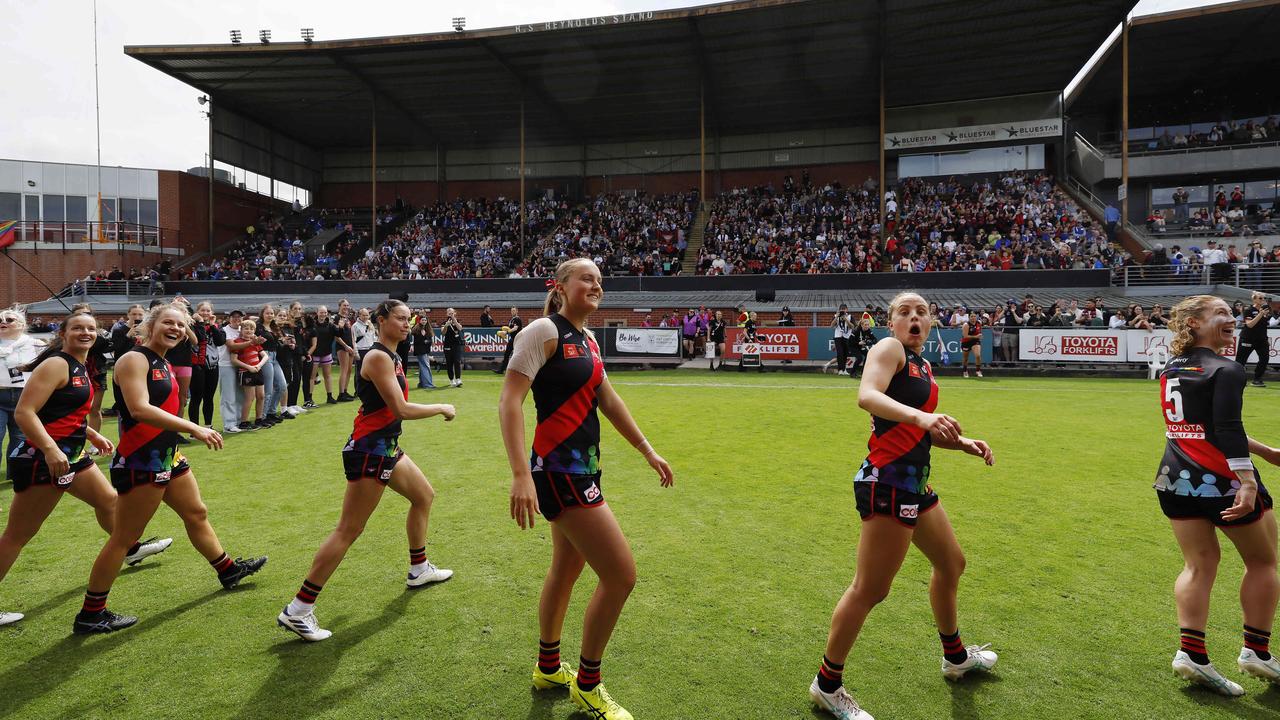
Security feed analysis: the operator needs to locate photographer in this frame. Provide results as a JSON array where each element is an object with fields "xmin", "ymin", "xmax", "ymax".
[
  {"xmin": 442, "ymin": 308, "xmax": 464, "ymax": 388},
  {"xmin": 1237, "ymin": 291, "xmax": 1272, "ymax": 387},
  {"xmin": 999, "ymin": 299, "xmax": 1023, "ymax": 363},
  {"xmin": 848, "ymin": 317, "xmax": 876, "ymax": 379},
  {"xmin": 830, "ymin": 304, "xmax": 853, "ymax": 375}
]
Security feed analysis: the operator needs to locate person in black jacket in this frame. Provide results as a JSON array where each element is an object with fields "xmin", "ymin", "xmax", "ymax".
[
  {"xmin": 496, "ymin": 307, "xmax": 523, "ymax": 374},
  {"xmin": 412, "ymin": 309, "xmax": 436, "ymax": 389},
  {"xmin": 479, "ymin": 305, "xmax": 495, "ymax": 328},
  {"xmin": 106, "ymin": 304, "xmax": 145, "ymax": 418},
  {"xmin": 442, "ymin": 308, "xmax": 464, "ymax": 388},
  {"xmin": 188, "ymin": 301, "xmax": 224, "ymax": 427},
  {"xmin": 848, "ymin": 317, "xmax": 876, "ymax": 379}
]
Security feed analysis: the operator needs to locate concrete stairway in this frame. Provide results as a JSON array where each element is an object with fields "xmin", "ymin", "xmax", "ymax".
[{"xmin": 680, "ymin": 203, "xmax": 711, "ymax": 275}]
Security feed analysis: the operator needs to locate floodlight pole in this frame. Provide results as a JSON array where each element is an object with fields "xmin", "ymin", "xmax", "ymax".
[
  {"xmin": 371, "ymin": 94, "xmax": 378, "ymax": 249},
  {"xmin": 1120, "ymin": 19, "xmax": 1130, "ymax": 241},
  {"xmin": 699, "ymin": 79, "xmax": 706, "ymax": 208},
  {"xmin": 878, "ymin": 56, "xmax": 886, "ymax": 253}
]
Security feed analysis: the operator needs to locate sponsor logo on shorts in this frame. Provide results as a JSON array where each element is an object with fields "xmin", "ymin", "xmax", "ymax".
[
  {"xmin": 899, "ymin": 504, "xmax": 919, "ymax": 519},
  {"xmin": 155, "ymin": 470, "xmax": 172, "ymax": 483},
  {"xmin": 55, "ymin": 472, "xmax": 75, "ymax": 487},
  {"xmin": 380, "ymin": 468, "xmax": 394, "ymax": 481},
  {"xmin": 71, "ymin": 375, "xmax": 87, "ymax": 387},
  {"xmin": 584, "ymin": 482, "xmax": 601, "ymax": 502},
  {"xmin": 563, "ymin": 344, "xmax": 582, "ymax": 359}
]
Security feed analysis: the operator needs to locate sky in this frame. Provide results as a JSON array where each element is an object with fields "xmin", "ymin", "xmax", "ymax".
[{"xmin": 0, "ymin": 0, "xmax": 1234, "ymax": 176}]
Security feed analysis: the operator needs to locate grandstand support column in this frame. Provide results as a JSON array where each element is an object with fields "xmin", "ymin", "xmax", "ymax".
[
  {"xmin": 371, "ymin": 94, "xmax": 378, "ymax": 248},
  {"xmin": 1120, "ymin": 19, "xmax": 1130, "ymax": 237},
  {"xmin": 207, "ymin": 100, "xmax": 214, "ymax": 256},
  {"xmin": 519, "ymin": 96, "xmax": 526, "ymax": 257},
  {"xmin": 878, "ymin": 52, "xmax": 886, "ymax": 250},
  {"xmin": 699, "ymin": 80, "xmax": 706, "ymax": 208}
]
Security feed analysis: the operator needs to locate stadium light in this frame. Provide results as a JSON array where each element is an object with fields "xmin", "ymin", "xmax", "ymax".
[
  {"xmin": 259, "ymin": 29, "xmax": 271, "ymax": 44},
  {"xmin": 301, "ymin": 28, "xmax": 314, "ymax": 43},
  {"xmin": 229, "ymin": 30, "xmax": 241, "ymax": 44},
  {"xmin": 452, "ymin": 17, "xmax": 466, "ymax": 32}
]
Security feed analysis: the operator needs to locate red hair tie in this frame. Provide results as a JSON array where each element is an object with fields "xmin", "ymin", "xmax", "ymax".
[{"xmin": 544, "ymin": 278, "xmax": 556, "ymax": 290}]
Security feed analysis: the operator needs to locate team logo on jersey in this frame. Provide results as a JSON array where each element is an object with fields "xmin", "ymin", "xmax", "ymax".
[
  {"xmin": 151, "ymin": 369, "xmax": 166, "ymax": 381},
  {"xmin": 71, "ymin": 375, "xmax": 87, "ymax": 387},
  {"xmin": 908, "ymin": 363, "xmax": 922, "ymax": 378},
  {"xmin": 584, "ymin": 482, "xmax": 601, "ymax": 502},
  {"xmin": 899, "ymin": 504, "xmax": 919, "ymax": 519},
  {"xmin": 563, "ymin": 344, "xmax": 582, "ymax": 359}
]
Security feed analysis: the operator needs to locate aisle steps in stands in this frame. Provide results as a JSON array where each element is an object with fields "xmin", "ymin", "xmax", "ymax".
[{"xmin": 680, "ymin": 203, "xmax": 710, "ymax": 275}]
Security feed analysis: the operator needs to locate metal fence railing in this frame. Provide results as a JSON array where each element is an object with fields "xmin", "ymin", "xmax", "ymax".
[
  {"xmin": 1114, "ymin": 262, "xmax": 1280, "ymax": 292},
  {"xmin": 4, "ymin": 220, "xmax": 182, "ymax": 255}
]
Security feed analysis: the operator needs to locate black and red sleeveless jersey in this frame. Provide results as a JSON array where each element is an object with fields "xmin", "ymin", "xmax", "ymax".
[
  {"xmin": 1155, "ymin": 347, "xmax": 1260, "ymax": 497},
  {"xmin": 344, "ymin": 343, "xmax": 406, "ymax": 457},
  {"xmin": 964, "ymin": 319, "xmax": 983, "ymax": 339},
  {"xmin": 853, "ymin": 343, "xmax": 938, "ymax": 493},
  {"xmin": 530, "ymin": 313, "xmax": 605, "ymax": 475},
  {"xmin": 9, "ymin": 352, "xmax": 93, "ymax": 463},
  {"xmin": 111, "ymin": 346, "xmax": 182, "ymax": 473}
]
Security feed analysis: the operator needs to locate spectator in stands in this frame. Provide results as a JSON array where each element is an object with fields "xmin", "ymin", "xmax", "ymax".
[
  {"xmin": 1128, "ymin": 305, "xmax": 1154, "ymax": 332},
  {"xmin": 1149, "ymin": 304, "xmax": 1169, "ymax": 328},
  {"xmin": 1246, "ymin": 241, "xmax": 1268, "ymax": 288},
  {"xmin": 1203, "ymin": 239, "xmax": 1228, "ymax": 282},
  {"xmin": 0, "ymin": 309, "xmax": 44, "ymax": 465},
  {"xmin": 1104, "ymin": 202, "xmax": 1121, "ymax": 243},
  {"xmin": 1172, "ymin": 187, "xmax": 1189, "ymax": 223},
  {"xmin": 950, "ymin": 305, "xmax": 970, "ymax": 328},
  {"xmin": 1025, "ymin": 304, "xmax": 1049, "ymax": 327},
  {"xmin": 1075, "ymin": 299, "xmax": 1102, "ymax": 326},
  {"xmin": 412, "ymin": 309, "xmax": 436, "ymax": 390},
  {"xmin": 999, "ymin": 299, "xmax": 1023, "ymax": 362}
]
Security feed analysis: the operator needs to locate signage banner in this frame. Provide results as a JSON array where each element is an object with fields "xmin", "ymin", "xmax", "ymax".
[
  {"xmin": 431, "ymin": 328, "xmax": 508, "ymax": 357},
  {"xmin": 885, "ymin": 118, "xmax": 1063, "ymax": 150},
  {"xmin": 607, "ymin": 328, "xmax": 681, "ymax": 356},
  {"xmin": 809, "ymin": 327, "xmax": 993, "ymax": 365},
  {"xmin": 1018, "ymin": 329, "xmax": 1126, "ymax": 362},
  {"xmin": 724, "ymin": 327, "xmax": 808, "ymax": 360},
  {"xmin": 1126, "ymin": 329, "xmax": 1280, "ymax": 363}
]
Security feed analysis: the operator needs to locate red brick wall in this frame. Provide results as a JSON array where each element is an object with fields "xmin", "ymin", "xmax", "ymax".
[
  {"xmin": 170, "ymin": 171, "xmax": 286, "ymax": 255},
  {"xmin": 1, "ymin": 248, "xmax": 173, "ymax": 306}
]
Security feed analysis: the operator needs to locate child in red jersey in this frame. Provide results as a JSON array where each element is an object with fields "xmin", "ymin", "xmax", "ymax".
[{"xmin": 232, "ymin": 319, "xmax": 267, "ymax": 430}]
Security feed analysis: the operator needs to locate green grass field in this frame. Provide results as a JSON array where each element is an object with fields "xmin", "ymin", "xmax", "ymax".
[{"xmin": 3, "ymin": 370, "xmax": 1280, "ymax": 719}]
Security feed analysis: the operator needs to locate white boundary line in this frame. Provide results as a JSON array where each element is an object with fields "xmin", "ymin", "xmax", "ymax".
[{"xmin": 446, "ymin": 375, "xmax": 1181, "ymax": 395}]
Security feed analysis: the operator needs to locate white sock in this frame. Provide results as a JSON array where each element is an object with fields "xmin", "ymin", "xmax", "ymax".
[
  {"xmin": 409, "ymin": 561, "xmax": 428, "ymax": 576},
  {"xmin": 286, "ymin": 598, "xmax": 314, "ymax": 616}
]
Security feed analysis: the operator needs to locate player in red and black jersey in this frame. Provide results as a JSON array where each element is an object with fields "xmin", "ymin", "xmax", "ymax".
[
  {"xmin": 276, "ymin": 299, "xmax": 456, "ymax": 643},
  {"xmin": 73, "ymin": 303, "xmax": 266, "ymax": 635},
  {"xmin": 960, "ymin": 312, "xmax": 983, "ymax": 378},
  {"xmin": 500, "ymin": 258, "xmax": 674, "ymax": 720},
  {"xmin": 0, "ymin": 313, "xmax": 172, "ymax": 628},
  {"xmin": 70, "ymin": 302, "xmax": 113, "ymax": 430},
  {"xmin": 1155, "ymin": 295, "xmax": 1280, "ymax": 695},
  {"xmin": 810, "ymin": 292, "xmax": 996, "ymax": 720}
]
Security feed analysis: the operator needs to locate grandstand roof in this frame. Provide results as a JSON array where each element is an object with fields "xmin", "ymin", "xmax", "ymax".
[
  {"xmin": 125, "ymin": 0, "xmax": 1135, "ymax": 150},
  {"xmin": 1067, "ymin": 0, "xmax": 1280, "ymax": 124}
]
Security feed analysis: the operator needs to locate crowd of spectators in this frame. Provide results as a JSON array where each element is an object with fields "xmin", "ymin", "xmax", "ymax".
[
  {"xmin": 697, "ymin": 172, "xmax": 1125, "ymax": 275},
  {"xmin": 522, "ymin": 191, "xmax": 698, "ymax": 277},
  {"xmin": 1147, "ymin": 116, "xmax": 1278, "ymax": 151},
  {"xmin": 346, "ymin": 197, "xmax": 562, "ymax": 280}
]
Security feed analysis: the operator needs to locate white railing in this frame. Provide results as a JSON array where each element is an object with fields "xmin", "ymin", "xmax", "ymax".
[{"xmin": 1114, "ymin": 262, "xmax": 1280, "ymax": 291}]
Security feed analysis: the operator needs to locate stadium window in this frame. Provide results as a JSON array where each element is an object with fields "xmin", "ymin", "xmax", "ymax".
[
  {"xmin": 25, "ymin": 195, "xmax": 39, "ymax": 222},
  {"xmin": 0, "ymin": 192, "xmax": 19, "ymax": 221},
  {"xmin": 65, "ymin": 195, "xmax": 88, "ymax": 223},
  {"xmin": 1184, "ymin": 185, "xmax": 1210, "ymax": 203},
  {"xmin": 99, "ymin": 197, "xmax": 117, "ymax": 222},
  {"xmin": 1150, "ymin": 187, "xmax": 1177, "ymax": 206},
  {"xmin": 119, "ymin": 197, "xmax": 139, "ymax": 224},
  {"xmin": 1245, "ymin": 181, "xmax": 1278, "ymax": 202},
  {"xmin": 41, "ymin": 194, "xmax": 64, "ymax": 221},
  {"xmin": 139, "ymin": 199, "xmax": 158, "ymax": 227}
]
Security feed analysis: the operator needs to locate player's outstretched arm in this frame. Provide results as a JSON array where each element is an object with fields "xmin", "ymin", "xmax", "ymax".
[
  {"xmin": 858, "ymin": 337, "xmax": 962, "ymax": 443},
  {"xmin": 365, "ymin": 350, "xmax": 454, "ymax": 422},
  {"xmin": 1248, "ymin": 437, "xmax": 1280, "ymax": 467},
  {"xmin": 598, "ymin": 377, "xmax": 673, "ymax": 487}
]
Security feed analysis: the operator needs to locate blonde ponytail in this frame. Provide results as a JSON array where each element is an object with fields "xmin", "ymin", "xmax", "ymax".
[{"xmin": 1168, "ymin": 294, "xmax": 1220, "ymax": 356}]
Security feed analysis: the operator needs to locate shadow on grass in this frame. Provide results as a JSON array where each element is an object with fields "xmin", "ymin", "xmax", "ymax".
[
  {"xmin": 236, "ymin": 589, "xmax": 428, "ymax": 720},
  {"xmin": 948, "ymin": 671, "xmax": 1001, "ymax": 720},
  {"xmin": 0, "ymin": 585, "xmax": 227, "ymax": 717},
  {"xmin": 1179, "ymin": 684, "xmax": 1280, "ymax": 718},
  {"xmin": 527, "ymin": 686, "xmax": 572, "ymax": 720}
]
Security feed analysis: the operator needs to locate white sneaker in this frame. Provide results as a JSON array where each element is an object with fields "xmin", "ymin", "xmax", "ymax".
[
  {"xmin": 124, "ymin": 537, "xmax": 173, "ymax": 566},
  {"xmin": 942, "ymin": 643, "xmax": 998, "ymax": 680},
  {"xmin": 809, "ymin": 678, "xmax": 873, "ymax": 720},
  {"xmin": 407, "ymin": 562, "xmax": 454, "ymax": 588},
  {"xmin": 223, "ymin": 425, "xmax": 242, "ymax": 434},
  {"xmin": 277, "ymin": 607, "xmax": 332, "ymax": 642},
  {"xmin": 1173, "ymin": 650, "xmax": 1244, "ymax": 696},
  {"xmin": 962, "ymin": 371, "xmax": 969, "ymax": 378},
  {"xmin": 290, "ymin": 405, "xmax": 307, "ymax": 414},
  {"xmin": 1239, "ymin": 648, "xmax": 1280, "ymax": 683},
  {"xmin": 0, "ymin": 611, "xmax": 23, "ymax": 627},
  {"xmin": 976, "ymin": 370, "xmax": 984, "ymax": 378}
]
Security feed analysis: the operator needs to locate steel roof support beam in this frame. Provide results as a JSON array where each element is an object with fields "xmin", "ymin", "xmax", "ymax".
[
  {"xmin": 479, "ymin": 41, "xmax": 582, "ymax": 140},
  {"xmin": 330, "ymin": 54, "xmax": 442, "ymax": 146}
]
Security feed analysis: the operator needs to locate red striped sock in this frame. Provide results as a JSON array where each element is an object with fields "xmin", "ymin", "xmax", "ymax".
[
  {"xmin": 81, "ymin": 589, "xmax": 109, "ymax": 614},
  {"xmin": 816, "ymin": 655, "xmax": 844, "ymax": 693},
  {"xmin": 296, "ymin": 579, "xmax": 323, "ymax": 605},
  {"xmin": 1245, "ymin": 624, "xmax": 1272, "ymax": 661},
  {"xmin": 577, "ymin": 656, "xmax": 602, "ymax": 691},
  {"xmin": 210, "ymin": 553, "xmax": 235, "ymax": 574},
  {"xmin": 1181, "ymin": 627, "xmax": 1209, "ymax": 665},
  {"xmin": 409, "ymin": 546, "xmax": 426, "ymax": 566},
  {"xmin": 538, "ymin": 639, "xmax": 561, "ymax": 674},
  {"xmin": 941, "ymin": 630, "xmax": 967, "ymax": 664}
]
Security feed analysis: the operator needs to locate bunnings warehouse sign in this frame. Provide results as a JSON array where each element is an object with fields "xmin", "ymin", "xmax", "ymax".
[{"xmin": 885, "ymin": 118, "xmax": 1062, "ymax": 150}]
